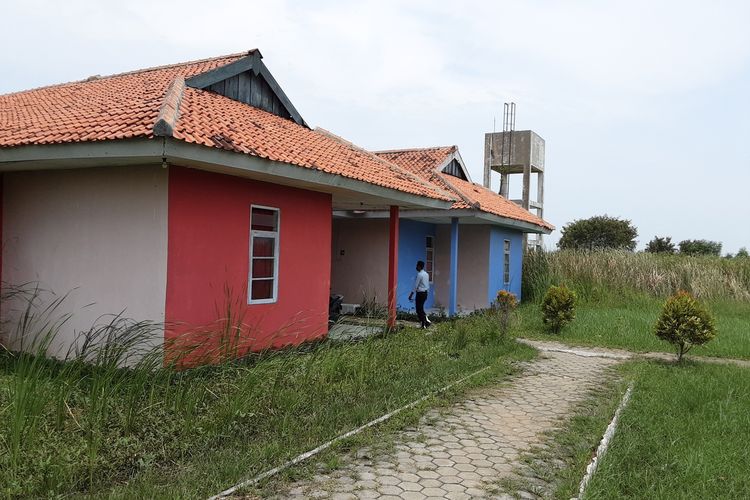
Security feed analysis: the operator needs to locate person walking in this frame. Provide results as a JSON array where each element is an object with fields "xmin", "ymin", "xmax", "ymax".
[{"xmin": 408, "ymin": 260, "xmax": 431, "ymax": 328}]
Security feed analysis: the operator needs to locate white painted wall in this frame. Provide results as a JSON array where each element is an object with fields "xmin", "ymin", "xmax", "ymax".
[
  {"xmin": 330, "ymin": 218, "xmax": 388, "ymax": 307},
  {"xmin": 434, "ymin": 224, "xmax": 490, "ymax": 311},
  {"xmin": 1, "ymin": 166, "xmax": 168, "ymax": 358}
]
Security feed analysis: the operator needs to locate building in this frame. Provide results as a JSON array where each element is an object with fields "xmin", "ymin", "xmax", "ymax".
[
  {"xmin": 0, "ymin": 50, "xmax": 454, "ymax": 361},
  {"xmin": 331, "ymin": 146, "xmax": 553, "ymax": 315}
]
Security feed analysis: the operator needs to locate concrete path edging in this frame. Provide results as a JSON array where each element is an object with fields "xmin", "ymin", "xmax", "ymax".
[
  {"xmin": 573, "ymin": 382, "xmax": 634, "ymax": 500},
  {"xmin": 208, "ymin": 365, "xmax": 495, "ymax": 499}
]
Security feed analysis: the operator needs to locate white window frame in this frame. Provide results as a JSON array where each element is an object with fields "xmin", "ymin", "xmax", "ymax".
[
  {"xmin": 425, "ymin": 235, "xmax": 435, "ymax": 283},
  {"xmin": 503, "ymin": 239, "xmax": 511, "ymax": 286},
  {"xmin": 248, "ymin": 205, "xmax": 280, "ymax": 305}
]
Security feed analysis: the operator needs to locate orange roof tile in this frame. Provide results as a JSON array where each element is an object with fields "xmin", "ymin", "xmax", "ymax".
[
  {"xmin": 0, "ymin": 52, "xmax": 451, "ymax": 201},
  {"xmin": 376, "ymin": 147, "xmax": 554, "ymax": 231},
  {"xmin": 375, "ymin": 146, "xmax": 457, "ymax": 178},
  {"xmin": 0, "ymin": 53, "xmax": 245, "ymax": 147},
  {"xmin": 445, "ymin": 176, "xmax": 553, "ymax": 230}
]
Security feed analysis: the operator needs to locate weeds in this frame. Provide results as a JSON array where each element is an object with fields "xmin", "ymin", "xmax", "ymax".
[
  {"xmin": 0, "ymin": 285, "xmax": 532, "ymax": 498},
  {"xmin": 523, "ymin": 250, "xmax": 750, "ymax": 303}
]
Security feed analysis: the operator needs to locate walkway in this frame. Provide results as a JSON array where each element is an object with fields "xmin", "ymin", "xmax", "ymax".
[
  {"xmin": 520, "ymin": 338, "xmax": 750, "ymax": 368},
  {"xmin": 267, "ymin": 344, "xmax": 623, "ymax": 499}
]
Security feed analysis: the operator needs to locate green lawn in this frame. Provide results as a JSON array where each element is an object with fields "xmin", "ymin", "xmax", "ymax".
[
  {"xmin": 584, "ymin": 361, "xmax": 750, "ymax": 499},
  {"xmin": 0, "ymin": 315, "xmax": 533, "ymax": 498},
  {"xmin": 513, "ymin": 296, "xmax": 750, "ymax": 359}
]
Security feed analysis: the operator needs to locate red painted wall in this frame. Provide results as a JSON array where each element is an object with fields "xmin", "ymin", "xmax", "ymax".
[
  {"xmin": 165, "ymin": 166, "xmax": 332, "ymax": 363},
  {"xmin": 0, "ymin": 174, "xmax": 3, "ymax": 287}
]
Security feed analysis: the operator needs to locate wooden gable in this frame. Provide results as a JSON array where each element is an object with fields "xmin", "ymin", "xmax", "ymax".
[
  {"xmin": 442, "ymin": 159, "xmax": 468, "ymax": 180},
  {"xmin": 185, "ymin": 50, "xmax": 307, "ymax": 127}
]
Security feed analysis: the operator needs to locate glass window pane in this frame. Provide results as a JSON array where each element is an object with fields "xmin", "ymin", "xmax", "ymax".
[
  {"xmin": 252, "ymin": 258, "xmax": 275, "ymax": 278},
  {"xmin": 251, "ymin": 279, "xmax": 274, "ymax": 300},
  {"xmin": 504, "ymin": 240, "xmax": 511, "ymax": 252},
  {"xmin": 253, "ymin": 236, "xmax": 275, "ymax": 257},
  {"xmin": 251, "ymin": 208, "xmax": 278, "ymax": 231},
  {"xmin": 426, "ymin": 236, "xmax": 433, "ymax": 248}
]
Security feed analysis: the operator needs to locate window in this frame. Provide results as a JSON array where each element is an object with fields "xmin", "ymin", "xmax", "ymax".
[
  {"xmin": 425, "ymin": 236, "xmax": 435, "ymax": 282},
  {"xmin": 249, "ymin": 206, "xmax": 279, "ymax": 303},
  {"xmin": 503, "ymin": 240, "xmax": 511, "ymax": 285}
]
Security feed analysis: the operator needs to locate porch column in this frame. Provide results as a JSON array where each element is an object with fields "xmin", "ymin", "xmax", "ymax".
[
  {"xmin": 387, "ymin": 205, "xmax": 399, "ymax": 329},
  {"xmin": 449, "ymin": 217, "xmax": 459, "ymax": 316}
]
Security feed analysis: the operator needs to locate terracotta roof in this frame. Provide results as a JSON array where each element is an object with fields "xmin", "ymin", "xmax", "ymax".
[
  {"xmin": 0, "ymin": 53, "xmax": 246, "ymax": 146},
  {"xmin": 445, "ymin": 176, "xmax": 553, "ymax": 230},
  {"xmin": 0, "ymin": 52, "xmax": 451, "ymax": 201},
  {"xmin": 376, "ymin": 147, "xmax": 554, "ymax": 231},
  {"xmin": 375, "ymin": 146, "xmax": 457, "ymax": 179}
]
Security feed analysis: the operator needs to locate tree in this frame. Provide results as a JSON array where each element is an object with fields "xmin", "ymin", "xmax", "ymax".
[
  {"xmin": 645, "ymin": 236, "xmax": 676, "ymax": 254},
  {"xmin": 557, "ymin": 215, "xmax": 637, "ymax": 251},
  {"xmin": 736, "ymin": 247, "xmax": 749, "ymax": 258},
  {"xmin": 678, "ymin": 239, "xmax": 722, "ymax": 257},
  {"xmin": 654, "ymin": 291, "xmax": 716, "ymax": 361}
]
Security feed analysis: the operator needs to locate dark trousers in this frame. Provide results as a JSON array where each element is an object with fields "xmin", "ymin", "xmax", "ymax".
[{"xmin": 415, "ymin": 291, "xmax": 428, "ymax": 327}]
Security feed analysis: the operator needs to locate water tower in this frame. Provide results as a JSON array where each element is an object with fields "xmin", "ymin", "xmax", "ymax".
[{"xmin": 482, "ymin": 103, "xmax": 546, "ymax": 250}]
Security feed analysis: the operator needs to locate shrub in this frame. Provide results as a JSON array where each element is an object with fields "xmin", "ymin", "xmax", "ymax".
[
  {"xmin": 541, "ymin": 285, "xmax": 576, "ymax": 334},
  {"xmin": 645, "ymin": 236, "xmax": 676, "ymax": 254},
  {"xmin": 679, "ymin": 239, "xmax": 722, "ymax": 257},
  {"xmin": 494, "ymin": 290, "xmax": 518, "ymax": 335},
  {"xmin": 557, "ymin": 215, "xmax": 637, "ymax": 251},
  {"xmin": 654, "ymin": 291, "xmax": 716, "ymax": 361}
]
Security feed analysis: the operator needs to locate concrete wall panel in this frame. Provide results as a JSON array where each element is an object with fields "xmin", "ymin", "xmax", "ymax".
[
  {"xmin": 434, "ymin": 224, "xmax": 491, "ymax": 312},
  {"xmin": 166, "ymin": 166, "xmax": 332, "ymax": 359},
  {"xmin": 488, "ymin": 227, "xmax": 524, "ymax": 303},
  {"xmin": 397, "ymin": 219, "xmax": 437, "ymax": 311},
  {"xmin": 1, "ymin": 166, "xmax": 168, "ymax": 357},
  {"xmin": 331, "ymin": 218, "xmax": 388, "ymax": 307}
]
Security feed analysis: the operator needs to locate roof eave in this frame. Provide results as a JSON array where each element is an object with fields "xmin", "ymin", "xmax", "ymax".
[
  {"xmin": 0, "ymin": 139, "xmax": 452, "ymax": 210},
  {"xmin": 475, "ymin": 211, "xmax": 553, "ymax": 234},
  {"xmin": 334, "ymin": 207, "xmax": 553, "ymax": 233}
]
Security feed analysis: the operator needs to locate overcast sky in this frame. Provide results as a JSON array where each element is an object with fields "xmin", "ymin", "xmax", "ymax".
[{"xmin": 3, "ymin": 0, "xmax": 749, "ymax": 252}]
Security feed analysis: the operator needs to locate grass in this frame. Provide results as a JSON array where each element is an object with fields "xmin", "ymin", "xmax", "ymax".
[
  {"xmin": 0, "ymin": 287, "xmax": 534, "ymax": 498},
  {"xmin": 518, "ymin": 250, "xmax": 750, "ymax": 359},
  {"xmin": 523, "ymin": 250, "xmax": 750, "ymax": 303},
  {"xmin": 584, "ymin": 361, "xmax": 750, "ymax": 499},
  {"xmin": 511, "ymin": 296, "xmax": 750, "ymax": 359}
]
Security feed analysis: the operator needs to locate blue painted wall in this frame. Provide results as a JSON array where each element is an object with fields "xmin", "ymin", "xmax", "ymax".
[
  {"xmin": 397, "ymin": 219, "xmax": 437, "ymax": 311},
  {"xmin": 488, "ymin": 228, "xmax": 524, "ymax": 304}
]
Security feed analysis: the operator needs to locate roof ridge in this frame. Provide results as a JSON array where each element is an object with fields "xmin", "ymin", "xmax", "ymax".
[
  {"xmin": 153, "ymin": 77, "xmax": 187, "ymax": 137},
  {"xmin": 314, "ymin": 128, "xmax": 456, "ymax": 202},
  {"xmin": 0, "ymin": 50, "xmax": 254, "ymax": 98},
  {"xmin": 374, "ymin": 145, "xmax": 457, "ymax": 154},
  {"xmin": 437, "ymin": 172, "xmax": 481, "ymax": 210}
]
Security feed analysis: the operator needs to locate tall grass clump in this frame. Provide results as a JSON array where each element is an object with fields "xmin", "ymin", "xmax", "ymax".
[{"xmin": 523, "ymin": 250, "xmax": 750, "ymax": 303}]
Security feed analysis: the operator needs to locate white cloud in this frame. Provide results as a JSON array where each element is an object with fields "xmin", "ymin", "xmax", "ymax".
[{"xmin": 1, "ymin": 0, "xmax": 749, "ymax": 251}]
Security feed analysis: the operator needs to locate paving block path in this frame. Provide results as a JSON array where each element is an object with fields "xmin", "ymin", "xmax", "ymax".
[{"xmin": 268, "ymin": 347, "xmax": 621, "ymax": 499}]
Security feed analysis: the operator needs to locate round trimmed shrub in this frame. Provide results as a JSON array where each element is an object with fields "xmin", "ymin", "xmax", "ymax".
[
  {"xmin": 541, "ymin": 285, "xmax": 576, "ymax": 334},
  {"xmin": 655, "ymin": 290, "xmax": 716, "ymax": 361}
]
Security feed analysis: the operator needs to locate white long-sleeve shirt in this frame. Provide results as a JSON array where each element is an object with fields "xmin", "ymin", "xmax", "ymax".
[{"xmin": 413, "ymin": 269, "xmax": 430, "ymax": 293}]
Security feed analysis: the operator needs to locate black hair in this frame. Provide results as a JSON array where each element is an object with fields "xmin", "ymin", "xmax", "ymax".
[{"xmin": 416, "ymin": 260, "xmax": 425, "ymax": 270}]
